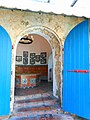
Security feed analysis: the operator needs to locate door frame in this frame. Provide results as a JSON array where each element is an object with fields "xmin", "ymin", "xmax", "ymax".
[{"xmin": 11, "ymin": 26, "xmax": 62, "ymax": 111}]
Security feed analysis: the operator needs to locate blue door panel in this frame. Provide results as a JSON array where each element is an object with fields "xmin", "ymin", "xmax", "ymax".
[
  {"xmin": 0, "ymin": 26, "xmax": 12, "ymax": 116},
  {"xmin": 63, "ymin": 20, "xmax": 90, "ymax": 119}
]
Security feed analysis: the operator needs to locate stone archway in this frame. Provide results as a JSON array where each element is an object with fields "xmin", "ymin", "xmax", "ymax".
[{"xmin": 11, "ymin": 26, "xmax": 62, "ymax": 111}]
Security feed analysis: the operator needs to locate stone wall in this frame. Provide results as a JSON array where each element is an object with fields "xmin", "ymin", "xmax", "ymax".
[
  {"xmin": 0, "ymin": 9, "xmax": 84, "ymax": 44},
  {"xmin": 0, "ymin": 8, "xmax": 85, "ymax": 111}
]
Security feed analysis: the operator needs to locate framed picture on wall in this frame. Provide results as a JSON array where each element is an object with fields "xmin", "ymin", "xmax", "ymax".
[
  {"xmin": 16, "ymin": 56, "xmax": 22, "ymax": 62},
  {"xmin": 40, "ymin": 52, "xmax": 47, "ymax": 58},
  {"xmin": 30, "ymin": 58, "xmax": 35, "ymax": 65},
  {"xmin": 35, "ymin": 55, "xmax": 40, "ymax": 62},
  {"xmin": 40, "ymin": 58, "xmax": 47, "ymax": 64},
  {"xmin": 23, "ymin": 57, "xmax": 28, "ymax": 64},
  {"xmin": 30, "ymin": 53, "xmax": 36, "ymax": 58},
  {"xmin": 23, "ymin": 51, "xmax": 28, "ymax": 57}
]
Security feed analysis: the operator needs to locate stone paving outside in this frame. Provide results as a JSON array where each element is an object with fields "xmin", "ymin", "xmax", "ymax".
[{"xmin": 1, "ymin": 81, "xmax": 86, "ymax": 120}]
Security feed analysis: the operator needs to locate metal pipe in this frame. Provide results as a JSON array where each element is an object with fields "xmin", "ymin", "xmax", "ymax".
[{"xmin": 71, "ymin": 0, "xmax": 78, "ymax": 7}]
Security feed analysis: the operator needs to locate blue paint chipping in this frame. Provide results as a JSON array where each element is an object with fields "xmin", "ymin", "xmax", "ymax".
[
  {"xmin": 63, "ymin": 20, "xmax": 90, "ymax": 119},
  {"xmin": 0, "ymin": 26, "xmax": 12, "ymax": 116}
]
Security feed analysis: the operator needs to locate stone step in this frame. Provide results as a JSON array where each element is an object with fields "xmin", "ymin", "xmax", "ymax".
[
  {"xmin": 15, "ymin": 96, "xmax": 53, "ymax": 104},
  {"xmin": 6, "ymin": 113, "xmax": 74, "ymax": 120},
  {"xmin": 13, "ymin": 105, "xmax": 62, "ymax": 116},
  {"xmin": 14, "ymin": 99, "xmax": 57, "ymax": 108},
  {"xmin": 15, "ymin": 93, "xmax": 52, "ymax": 101},
  {"xmin": 13, "ymin": 109, "xmax": 64, "ymax": 118}
]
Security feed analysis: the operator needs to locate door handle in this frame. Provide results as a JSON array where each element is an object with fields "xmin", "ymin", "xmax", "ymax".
[{"xmin": 68, "ymin": 70, "xmax": 89, "ymax": 73}]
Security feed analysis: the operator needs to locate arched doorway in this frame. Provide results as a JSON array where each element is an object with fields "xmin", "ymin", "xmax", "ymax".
[
  {"xmin": 11, "ymin": 26, "xmax": 63, "ymax": 116},
  {"xmin": 0, "ymin": 26, "xmax": 12, "ymax": 116},
  {"xmin": 63, "ymin": 20, "xmax": 90, "ymax": 119},
  {"xmin": 14, "ymin": 26, "xmax": 62, "ymax": 95},
  {"xmin": 12, "ymin": 26, "xmax": 62, "ymax": 111},
  {"xmin": 15, "ymin": 34, "xmax": 53, "ymax": 95}
]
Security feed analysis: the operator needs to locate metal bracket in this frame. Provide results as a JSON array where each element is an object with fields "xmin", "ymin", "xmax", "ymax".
[{"xmin": 68, "ymin": 70, "xmax": 89, "ymax": 73}]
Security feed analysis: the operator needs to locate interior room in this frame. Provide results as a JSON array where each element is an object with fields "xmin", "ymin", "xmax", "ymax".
[{"xmin": 15, "ymin": 34, "xmax": 53, "ymax": 96}]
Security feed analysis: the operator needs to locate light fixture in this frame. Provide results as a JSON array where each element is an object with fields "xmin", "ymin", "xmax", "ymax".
[{"xmin": 19, "ymin": 35, "xmax": 34, "ymax": 44}]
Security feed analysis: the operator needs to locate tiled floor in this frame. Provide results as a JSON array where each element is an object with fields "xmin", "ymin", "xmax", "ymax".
[{"xmin": 3, "ymin": 81, "xmax": 85, "ymax": 120}]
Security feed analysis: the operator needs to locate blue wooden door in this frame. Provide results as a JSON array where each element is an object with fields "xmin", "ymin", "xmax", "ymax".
[
  {"xmin": 0, "ymin": 26, "xmax": 12, "ymax": 116},
  {"xmin": 63, "ymin": 20, "xmax": 90, "ymax": 119}
]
